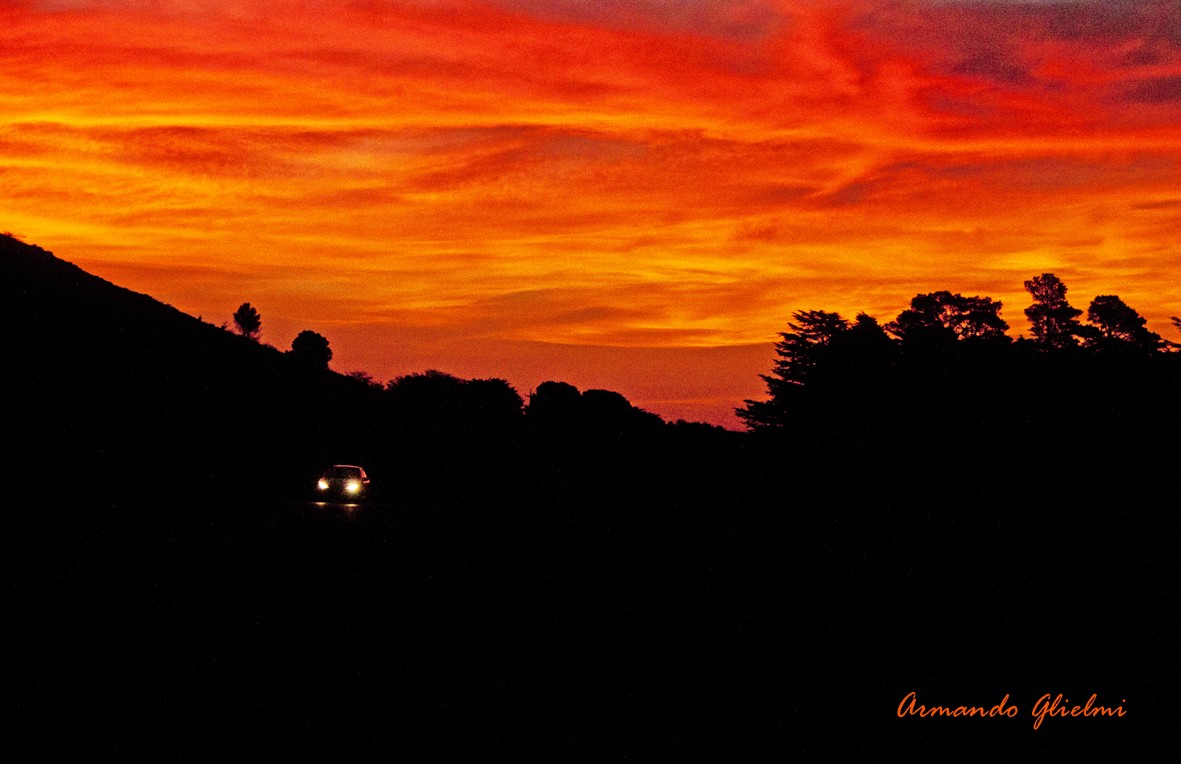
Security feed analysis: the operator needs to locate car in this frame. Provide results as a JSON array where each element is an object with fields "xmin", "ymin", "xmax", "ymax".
[{"xmin": 316, "ymin": 464, "xmax": 370, "ymax": 501}]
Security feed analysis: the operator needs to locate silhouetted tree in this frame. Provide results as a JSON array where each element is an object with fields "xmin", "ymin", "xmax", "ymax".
[
  {"xmin": 387, "ymin": 369, "xmax": 463, "ymax": 394},
  {"xmin": 526, "ymin": 381, "xmax": 583, "ymax": 422},
  {"xmin": 385, "ymin": 371, "xmax": 524, "ymax": 443},
  {"xmin": 290, "ymin": 330, "xmax": 332, "ymax": 370},
  {"xmin": 765, "ymin": 310, "xmax": 850, "ymax": 386},
  {"xmin": 582, "ymin": 388, "xmax": 664, "ymax": 431},
  {"xmin": 232, "ymin": 302, "xmax": 262, "ymax": 341},
  {"xmin": 736, "ymin": 310, "xmax": 850, "ymax": 429},
  {"xmin": 886, "ymin": 293, "xmax": 954, "ymax": 347},
  {"xmin": 1084, "ymin": 296, "xmax": 1162, "ymax": 353},
  {"xmin": 833, "ymin": 312, "xmax": 896, "ymax": 373},
  {"xmin": 886, "ymin": 291, "xmax": 1008, "ymax": 347},
  {"xmin": 1024, "ymin": 273, "xmax": 1083, "ymax": 349},
  {"xmin": 464, "ymin": 378, "xmax": 526, "ymax": 423},
  {"xmin": 1163, "ymin": 315, "xmax": 1181, "ymax": 351},
  {"xmin": 385, "ymin": 370, "xmax": 463, "ymax": 431},
  {"xmin": 344, "ymin": 370, "xmax": 383, "ymax": 390},
  {"xmin": 525, "ymin": 381, "xmax": 662, "ymax": 437}
]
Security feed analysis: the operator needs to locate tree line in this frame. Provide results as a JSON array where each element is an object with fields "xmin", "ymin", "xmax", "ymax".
[
  {"xmin": 222, "ymin": 301, "xmax": 686, "ymax": 436},
  {"xmin": 738, "ymin": 273, "xmax": 1177, "ymax": 430}
]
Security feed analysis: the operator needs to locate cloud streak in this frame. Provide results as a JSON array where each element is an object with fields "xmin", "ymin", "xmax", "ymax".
[{"xmin": 2, "ymin": 0, "xmax": 1179, "ymax": 425}]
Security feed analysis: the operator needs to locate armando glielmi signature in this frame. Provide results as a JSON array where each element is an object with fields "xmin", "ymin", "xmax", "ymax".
[{"xmin": 897, "ymin": 691, "xmax": 1127, "ymax": 730}]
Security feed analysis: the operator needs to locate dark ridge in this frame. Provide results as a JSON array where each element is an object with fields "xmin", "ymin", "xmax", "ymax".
[
  {"xmin": 4, "ymin": 234, "xmax": 379, "ymax": 497},
  {"xmin": 6, "ymin": 233, "xmax": 1174, "ymax": 757},
  {"xmin": 2, "ymin": 233, "xmax": 738, "ymax": 504}
]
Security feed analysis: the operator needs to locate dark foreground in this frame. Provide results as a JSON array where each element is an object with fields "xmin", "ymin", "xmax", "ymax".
[{"xmin": 12, "ymin": 479, "xmax": 1172, "ymax": 759}]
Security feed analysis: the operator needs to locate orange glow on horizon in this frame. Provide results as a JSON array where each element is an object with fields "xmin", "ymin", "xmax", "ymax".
[{"xmin": 3, "ymin": 1, "xmax": 1179, "ymax": 427}]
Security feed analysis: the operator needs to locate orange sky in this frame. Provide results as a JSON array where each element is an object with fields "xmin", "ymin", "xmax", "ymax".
[{"xmin": 3, "ymin": 0, "xmax": 1179, "ymax": 426}]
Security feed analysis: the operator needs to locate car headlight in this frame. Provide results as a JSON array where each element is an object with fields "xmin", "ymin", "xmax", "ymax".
[
  {"xmin": 346, "ymin": 480, "xmax": 361, "ymax": 493},
  {"xmin": 317, "ymin": 479, "xmax": 329, "ymax": 490}
]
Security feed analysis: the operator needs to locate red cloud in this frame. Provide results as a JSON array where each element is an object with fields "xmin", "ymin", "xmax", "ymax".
[{"xmin": 3, "ymin": 0, "xmax": 1179, "ymax": 426}]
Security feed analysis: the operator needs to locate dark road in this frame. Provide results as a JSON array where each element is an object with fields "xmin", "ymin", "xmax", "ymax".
[{"xmin": 12, "ymin": 488, "xmax": 1169, "ymax": 758}]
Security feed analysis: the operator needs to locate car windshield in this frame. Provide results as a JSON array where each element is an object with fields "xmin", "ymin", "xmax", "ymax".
[{"xmin": 324, "ymin": 466, "xmax": 361, "ymax": 479}]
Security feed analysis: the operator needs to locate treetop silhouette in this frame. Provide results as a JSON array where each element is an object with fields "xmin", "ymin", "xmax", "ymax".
[
  {"xmin": 737, "ymin": 309, "xmax": 870, "ymax": 430},
  {"xmin": 232, "ymin": 302, "xmax": 262, "ymax": 341},
  {"xmin": 885, "ymin": 291, "xmax": 1008, "ymax": 346},
  {"xmin": 1024, "ymin": 273, "xmax": 1083, "ymax": 350},
  {"xmin": 739, "ymin": 276, "xmax": 1174, "ymax": 431},
  {"xmin": 290, "ymin": 329, "xmax": 332, "ymax": 370},
  {"xmin": 1084, "ymin": 295, "xmax": 1163, "ymax": 353}
]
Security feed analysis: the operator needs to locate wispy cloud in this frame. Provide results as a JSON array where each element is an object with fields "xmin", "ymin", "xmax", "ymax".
[{"xmin": 2, "ymin": 0, "xmax": 1179, "ymax": 425}]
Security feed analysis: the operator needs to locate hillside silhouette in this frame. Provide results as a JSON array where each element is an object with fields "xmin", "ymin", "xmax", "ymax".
[
  {"xmin": 2, "ymin": 233, "xmax": 736, "ymax": 502},
  {"xmin": 4, "ymin": 234, "xmax": 381, "ymax": 497},
  {"xmin": 5, "ymin": 231, "xmax": 1176, "ymax": 507},
  {"xmin": 6, "ymin": 232, "xmax": 1176, "ymax": 757}
]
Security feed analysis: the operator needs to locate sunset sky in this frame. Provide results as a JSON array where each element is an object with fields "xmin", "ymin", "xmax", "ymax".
[{"xmin": 3, "ymin": 0, "xmax": 1179, "ymax": 426}]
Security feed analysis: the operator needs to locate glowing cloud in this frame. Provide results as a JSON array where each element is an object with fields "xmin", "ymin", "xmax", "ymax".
[{"xmin": 2, "ymin": 0, "xmax": 1178, "ymax": 425}]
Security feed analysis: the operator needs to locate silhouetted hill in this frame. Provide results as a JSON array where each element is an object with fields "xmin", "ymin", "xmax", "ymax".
[
  {"xmin": 5, "ymin": 234, "xmax": 285, "ymax": 396},
  {"xmin": 7, "ymin": 235, "xmax": 1173, "ymax": 757},
  {"xmin": 8, "ymin": 231, "xmax": 1172, "ymax": 510},
  {"xmin": 2, "ymin": 234, "xmax": 740, "ymax": 502},
  {"xmin": 3, "ymin": 234, "xmax": 386, "ymax": 497}
]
